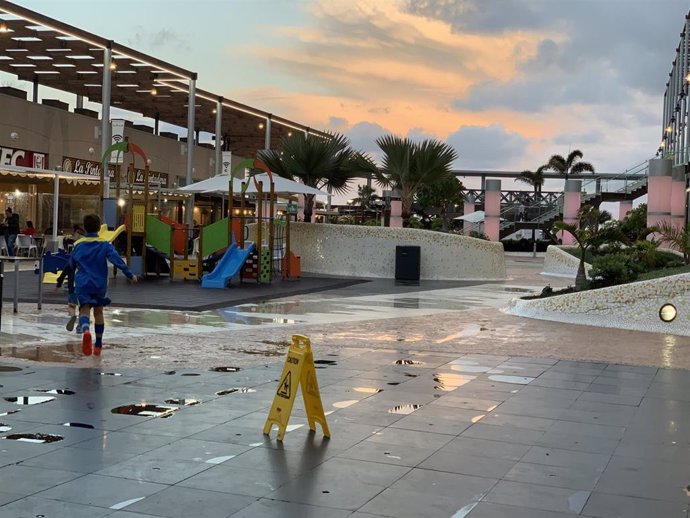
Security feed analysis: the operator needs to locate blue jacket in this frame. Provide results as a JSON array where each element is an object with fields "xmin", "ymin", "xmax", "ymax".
[{"xmin": 69, "ymin": 233, "xmax": 133, "ymax": 294}]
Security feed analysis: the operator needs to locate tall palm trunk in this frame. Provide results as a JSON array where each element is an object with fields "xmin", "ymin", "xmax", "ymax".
[{"xmin": 575, "ymin": 253, "xmax": 587, "ymax": 291}]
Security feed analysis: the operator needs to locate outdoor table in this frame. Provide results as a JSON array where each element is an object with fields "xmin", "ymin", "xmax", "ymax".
[{"xmin": 0, "ymin": 255, "xmax": 44, "ymax": 330}]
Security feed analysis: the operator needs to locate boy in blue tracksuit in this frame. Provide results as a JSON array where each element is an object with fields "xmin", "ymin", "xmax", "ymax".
[
  {"xmin": 69, "ymin": 214, "xmax": 138, "ymax": 356},
  {"xmin": 55, "ymin": 262, "xmax": 79, "ymax": 333}
]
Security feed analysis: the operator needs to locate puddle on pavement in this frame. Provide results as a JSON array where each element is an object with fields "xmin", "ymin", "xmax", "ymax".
[
  {"xmin": 4, "ymin": 396, "xmax": 55, "ymax": 405},
  {"xmin": 404, "ymin": 373, "xmax": 418, "ymax": 378},
  {"xmin": 0, "ymin": 345, "xmax": 78, "ymax": 363},
  {"xmin": 210, "ymin": 367, "xmax": 241, "ymax": 373},
  {"xmin": 111, "ymin": 404, "xmax": 177, "ymax": 418},
  {"xmin": 488, "ymin": 375, "xmax": 535, "ymax": 385},
  {"xmin": 63, "ymin": 422, "xmax": 95, "ymax": 429},
  {"xmin": 387, "ymin": 382, "xmax": 401, "ymax": 386},
  {"xmin": 452, "ymin": 502, "xmax": 479, "ymax": 518},
  {"xmin": 0, "ymin": 410, "xmax": 20, "ymax": 416},
  {"xmin": 235, "ymin": 349, "xmax": 283, "ymax": 357},
  {"xmin": 35, "ymin": 389, "xmax": 75, "ymax": 395},
  {"xmin": 332, "ymin": 400, "xmax": 359, "ymax": 409},
  {"xmin": 216, "ymin": 388, "xmax": 256, "ymax": 395},
  {"xmin": 503, "ymin": 287, "xmax": 534, "ymax": 293},
  {"xmin": 314, "ymin": 360, "xmax": 337, "ymax": 366},
  {"xmin": 164, "ymin": 371, "xmax": 176, "ymax": 375},
  {"xmin": 3, "ymin": 433, "xmax": 63, "ymax": 443},
  {"xmin": 433, "ymin": 373, "xmax": 476, "ymax": 391},
  {"xmin": 164, "ymin": 398, "xmax": 200, "ymax": 406},
  {"xmin": 353, "ymin": 387, "xmax": 383, "ymax": 394},
  {"xmin": 394, "ymin": 359, "xmax": 424, "ymax": 366},
  {"xmin": 99, "ymin": 372, "xmax": 122, "ymax": 377},
  {"xmin": 388, "ymin": 404, "xmax": 422, "ymax": 415},
  {"xmin": 0, "ymin": 424, "xmax": 11, "ymax": 432},
  {"xmin": 0, "ymin": 366, "xmax": 22, "ymax": 372}
]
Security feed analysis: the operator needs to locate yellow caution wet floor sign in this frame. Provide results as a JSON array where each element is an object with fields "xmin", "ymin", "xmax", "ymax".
[{"xmin": 263, "ymin": 335, "xmax": 331, "ymax": 441}]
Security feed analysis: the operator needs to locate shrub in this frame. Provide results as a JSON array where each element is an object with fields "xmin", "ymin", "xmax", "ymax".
[
  {"xmin": 590, "ymin": 253, "xmax": 640, "ymax": 287},
  {"xmin": 431, "ymin": 218, "xmax": 444, "ymax": 231},
  {"xmin": 469, "ymin": 230, "xmax": 490, "ymax": 240},
  {"xmin": 363, "ymin": 219, "xmax": 379, "ymax": 226},
  {"xmin": 407, "ymin": 218, "xmax": 422, "ymax": 229}
]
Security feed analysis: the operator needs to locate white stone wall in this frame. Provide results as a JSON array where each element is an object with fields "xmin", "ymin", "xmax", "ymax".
[
  {"xmin": 543, "ymin": 245, "xmax": 592, "ymax": 278},
  {"xmin": 507, "ymin": 273, "xmax": 690, "ymax": 336},
  {"xmin": 288, "ymin": 223, "xmax": 507, "ymax": 280}
]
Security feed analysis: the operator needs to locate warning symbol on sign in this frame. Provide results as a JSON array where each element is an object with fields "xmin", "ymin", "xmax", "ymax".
[
  {"xmin": 277, "ymin": 371, "xmax": 292, "ymax": 399},
  {"xmin": 263, "ymin": 334, "xmax": 330, "ymax": 441}
]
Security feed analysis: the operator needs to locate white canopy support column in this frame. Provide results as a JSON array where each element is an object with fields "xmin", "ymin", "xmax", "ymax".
[
  {"xmin": 215, "ymin": 97, "xmax": 222, "ymax": 176},
  {"xmin": 264, "ymin": 115, "xmax": 272, "ymax": 150},
  {"xmin": 100, "ymin": 41, "xmax": 113, "ymax": 220},
  {"xmin": 52, "ymin": 173, "xmax": 59, "ymax": 249},
  {"xmin": 185, "ymin": 74, "xmax": 197, "ymax": 226}
]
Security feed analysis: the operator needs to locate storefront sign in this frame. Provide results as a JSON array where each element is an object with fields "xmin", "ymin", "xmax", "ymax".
[
  {"xmin": 62, "ymin": 156, "xmax": 169, "ymax": 188},
  {"xmin": 0, "ymin": 146, "xmax": 47, "ymax": 169}
]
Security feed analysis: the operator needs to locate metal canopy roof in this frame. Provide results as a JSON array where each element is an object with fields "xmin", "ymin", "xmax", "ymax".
[{"xmin": 0, "ymin": 1, "xmax": 323, "ymax": 157}]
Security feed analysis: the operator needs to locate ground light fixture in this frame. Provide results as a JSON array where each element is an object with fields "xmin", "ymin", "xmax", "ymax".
[{"xmin": 659, "ymin": 304, "xmax": 677, "ymax": 323}]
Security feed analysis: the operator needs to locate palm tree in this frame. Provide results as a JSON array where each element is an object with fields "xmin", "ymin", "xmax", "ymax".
[
  {"xmin": 653, "ymin": 221, "xmax": 690, "ymax": 264},
  {"xmin": 257, "ymin": 132, "xmax": 359, "ymax": 222},
  {"xmin": 357, "ymin": 135, "xmax": 458, "ymax": 225},
  {"xmin": 515, "ymin": 165, "xmax": 547, "ymax": 246},
  {"xmin": 415, "ymin": 176, "xmax": 464, "ymax": 232},
  {"xmin": 545, "ymin": 150, "xmax": 595, "ymax": 180},
  {"xmin": 351, "ymin": 185, "xmax": 377, "ymax": 210},
  {"xmin": 553, "ymin": 205, "xmax": 622, "ymax": 290}
]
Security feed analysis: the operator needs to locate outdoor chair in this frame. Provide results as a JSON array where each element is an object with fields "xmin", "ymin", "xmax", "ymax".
[{"xmin": 16, "ymin": 234, "xmax": 38, "ymax": 257}]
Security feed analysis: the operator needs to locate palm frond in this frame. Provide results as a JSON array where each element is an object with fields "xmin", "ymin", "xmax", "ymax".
[{"xmin": 570, "ymin": 161, "xmax": 595, "ymax": 174}]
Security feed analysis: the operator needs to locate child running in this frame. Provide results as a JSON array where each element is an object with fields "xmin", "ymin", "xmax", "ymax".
[
  {"xmin": 69, "ymin": 214, "xmax": 137, "ymax": 356},
  {"xmin": 55, "ymin": 262, "xmax": 79, "ymax": 333}
]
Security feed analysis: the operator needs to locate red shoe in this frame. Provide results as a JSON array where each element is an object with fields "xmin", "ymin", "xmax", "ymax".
[
  {"xmin": 82, "ymin": 330, "xmax": 93, "ymax": 356},
  {"xmin": 94, "ymin": 345, "xmax": 102, "ymax": 357}
]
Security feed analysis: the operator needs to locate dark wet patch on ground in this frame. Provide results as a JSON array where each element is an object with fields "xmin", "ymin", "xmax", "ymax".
[
  {"xmin": 111, "ymin": 404, "xmax": 177, "ymax": 418},
  {"xmin": 63, "ymin": 422, "xmax": 95, "ymax": 429},
  {"xmin": 3, "ymin": 433, "xmax": 63, "ymax": 443},
  {"xmin": 4, "ymin": 396, "xmax": 55, "ymax": 405},
  {"xmin": 210, "ymin": 367, "xmax": 241, "ymax": 372},
  {"xmin": 216, "ymin": 388, "xmax": 256, "ymax": 396}
]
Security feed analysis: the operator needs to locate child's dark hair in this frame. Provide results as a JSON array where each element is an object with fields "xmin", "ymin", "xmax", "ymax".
[{"xmin": 83, "ymin": 214, "xmax": 101, "ymax": 233}]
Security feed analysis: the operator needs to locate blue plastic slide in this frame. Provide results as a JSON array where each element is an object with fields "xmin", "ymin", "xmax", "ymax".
[{"xmin": 201, "ymin": 242, "xmax": 256, "ymax": 289}]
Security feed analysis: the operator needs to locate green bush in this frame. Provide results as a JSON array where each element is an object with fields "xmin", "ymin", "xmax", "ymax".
[
  {"xmin": 431, "ymin": 218, "xmax": 444, "ymax": 231},
  {"xmin": 407, "ymin": 218, "xmax": 422, "ymax": 228},
  {"xmin": 363, "ymin": 219, "xmax": 379, "ymax": 226},
  {"xmin": 469, "ymin": 230, "xmax": 490, "ymax": 240},
  {"xmin": 590, "ymin": 253, "xmax": 641, "ymax": 287}
]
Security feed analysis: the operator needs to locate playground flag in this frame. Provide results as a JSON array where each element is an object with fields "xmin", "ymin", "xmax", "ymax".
[
  {"xmin": 263, "ymin": 335, "xmax": 330, "ymax": 441},
  {"xmin": 110, "ymin": 119, "xmax": 125, "ymax": 164},
  {"xmin": 221, "ymin": 151, "xmax": 232, "ymax": 176}
]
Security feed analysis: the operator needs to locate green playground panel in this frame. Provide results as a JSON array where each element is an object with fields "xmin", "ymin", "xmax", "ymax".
[
  {"xmin": 201, "ymin": 218, "xmax": 231, "ymax": 257},
  {"xmin": 260, "ymin": 246, "xmax": 272, "ymax": 283},
  {"xmin": 146, "ymin": 215, "xmax": 171, "ymax": 254}
]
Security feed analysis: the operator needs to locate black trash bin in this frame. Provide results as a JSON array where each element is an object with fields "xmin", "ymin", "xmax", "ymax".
[{"xmin": 395, "ymin": 245, "xmax": 420, "ymax": 281}]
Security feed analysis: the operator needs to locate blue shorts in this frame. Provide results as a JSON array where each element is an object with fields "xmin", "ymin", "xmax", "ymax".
[
  {"xmin": 67, "ymin": 293, "xmax": 78, "ymax": 306},
  {"xmin": 76, "ymin": 292, "xmax": 112, "ymax": 308}
]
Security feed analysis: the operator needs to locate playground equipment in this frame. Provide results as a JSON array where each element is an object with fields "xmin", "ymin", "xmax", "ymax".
[
  {"xmin": 200, "ymin": 158, "xmax": 299, "ymax": 289},
  {"xmin": 100, "ymin": 139, "xmax": 151, "ymax": 276}
]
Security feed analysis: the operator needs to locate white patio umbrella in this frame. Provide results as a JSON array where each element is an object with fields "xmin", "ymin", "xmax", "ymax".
[
  {"xmin": 177, "ymin": 174, "xmax": 243, "ymax": 193},
  {"xmin": 236, "ymin": 174, "xmax": 329, "ymax": 197},
  {"xmin": 453, "ymin": 210, "xmax": 486, "ymax": 223}
]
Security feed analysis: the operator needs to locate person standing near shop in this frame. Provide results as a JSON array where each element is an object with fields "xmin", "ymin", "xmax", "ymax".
[{"xmin": 4, "ymin": 207, "xmax": 19, "ymax": 257}]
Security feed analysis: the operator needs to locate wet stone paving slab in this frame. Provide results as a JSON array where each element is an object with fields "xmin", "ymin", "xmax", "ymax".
[{"xmin": 0, "ymin": 351, "xmax": 689, "ymax": 517}]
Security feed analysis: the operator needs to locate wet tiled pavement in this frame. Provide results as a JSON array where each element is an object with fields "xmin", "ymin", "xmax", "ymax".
[{"xmin": 1, "ymin": 349, "xmax": 689, "ymax": 517}]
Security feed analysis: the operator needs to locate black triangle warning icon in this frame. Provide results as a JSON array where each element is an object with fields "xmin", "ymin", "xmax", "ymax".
[{"xmin": 277, "ymin": 371, "xmax": 292, "ymax": 399}]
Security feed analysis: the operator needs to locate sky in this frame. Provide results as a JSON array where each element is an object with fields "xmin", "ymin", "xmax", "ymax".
[{"xmin": 8, "ymin": 0, "xmax": 690, "ymax": 201}]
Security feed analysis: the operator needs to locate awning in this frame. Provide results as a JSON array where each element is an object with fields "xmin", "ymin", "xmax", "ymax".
[{"xmin": 178, "ymin": 173, "xmax": 329, "ymax": 197}]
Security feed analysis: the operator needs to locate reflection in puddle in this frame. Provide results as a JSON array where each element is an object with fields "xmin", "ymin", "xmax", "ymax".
[
  {"xmin": 164, "ymin": 399, "xmax": 200, "ymax": 406},
  {"xmin": 99, "ymin": 372, "xmax": 122, "ymax": 376},
  {"xmin": 63, "ymin": 422, "xmax": 95, "ymax": 429},
  {"xmin": 388, "ymin": 404, "xmax": 422, "ymax": 415},
  {"xmin": 3, "ymin": 433, "xmax": 63, "ymax": 443},
  {"xmin": 332, "ymin": 400, "xmax": 358, "ymax": 409},
  {"xmin": 488, "ymin": 375, "xmax": 535, "ymax": 385},
  {"xmin": 210, "ymin": 367, "xmax": 241, "ymax": 373},
  {"xmin": 4, "ymin": 396, "xmax": 55, "ymax": 405},
  {"xmin": 433, "ymin": 373, "xmax": 476, "ymax": 391},
  {"xmin": 111, "ymin": 404, "xmax": 177, "ymax": 418},
  {"xmin": 35, "ymin": 389, "xmax": 75, "ymax": 395},
  {"xmin": 353, "ymin": 387, "xmax": 383, "ymax": 394},
  {"xmin": 206, "ymin": 455, "xmax": 236, "ymax": 464},
  {"xmin": 216, "ymin": 388, "xmax": 256, "ymax": 395},
  {"xmin": 0, "ymin": 424, "xmax": 11, "ymax": 432},
  {"xmin": 471, "ymin": 414, "xmax": 485, "ymax": 423},
  {"xmin": 394, "ymin": 359, "xmax": 423, "ymax": 366},
  {"xmin": 164, "ymin": 371, "xmax": 176, "ymax": 375}
]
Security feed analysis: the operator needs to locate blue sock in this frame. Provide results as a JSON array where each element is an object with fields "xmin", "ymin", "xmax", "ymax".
[
  {"xmin": 79, "ymin": 315, "xmax": 90, "ymax": 332},
  {"xmin": 95, "ymin": 324, "xmax": 104, "ymax": 347}
]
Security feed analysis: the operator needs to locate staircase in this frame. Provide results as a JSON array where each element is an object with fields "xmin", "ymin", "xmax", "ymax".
[{"xmin": 498, "ymin": 159, "xmax": 650, "ymax": 240}]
